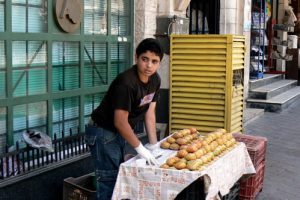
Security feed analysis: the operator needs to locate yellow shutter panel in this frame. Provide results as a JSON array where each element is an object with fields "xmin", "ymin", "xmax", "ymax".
[{"xmin": 170, "ymin": 35, "xmax": 245, "ymax": 133}]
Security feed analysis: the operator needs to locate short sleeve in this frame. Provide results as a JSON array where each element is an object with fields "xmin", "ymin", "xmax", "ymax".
[
  {"xmin": 151, "ymin": 75, "xmax": 161, "ymax": 102},
  {"xmin": 111, "ymin": 84, "xmax": 133, "ymax": 112},
  {"xmin": 152, "ymin": 88, "xmax": 160, "ymax": 102}
]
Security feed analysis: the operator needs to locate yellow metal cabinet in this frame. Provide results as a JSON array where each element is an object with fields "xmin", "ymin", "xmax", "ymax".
[{"xmin": 169, "ymin": 35, "xmax": 245, "ymax": 133}]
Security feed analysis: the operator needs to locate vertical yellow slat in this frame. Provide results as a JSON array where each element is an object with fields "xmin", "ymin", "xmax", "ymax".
[
  {"xmin": 169, "ymin": 36, "xmax": 174, "ymax": 133},
  {"xmin": 225, "ymin": 35, "xmax": 233, "ymax": 132}
]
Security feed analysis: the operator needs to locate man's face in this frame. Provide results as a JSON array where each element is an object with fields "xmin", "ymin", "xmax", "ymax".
[{"xmin": 135, "ymin": 51, "xmax": 161, "ymax": 83}]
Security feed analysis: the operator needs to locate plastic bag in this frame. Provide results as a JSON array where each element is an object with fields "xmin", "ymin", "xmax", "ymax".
[{"xmin": 22, "ymin": 130, "xmax": 54, "ymax": 152}]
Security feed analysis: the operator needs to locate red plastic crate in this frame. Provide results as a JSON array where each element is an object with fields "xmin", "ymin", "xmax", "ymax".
[
  {"xmin": 233, "ymin": 133, "xmax": 267, "ymax": 168},
  {"xmin": 239, "ymin": 160, "xmax": 265, "ymax": 200}
]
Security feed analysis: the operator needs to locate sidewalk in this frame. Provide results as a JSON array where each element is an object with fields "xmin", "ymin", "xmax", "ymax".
[{"xmin": 244, "ymin": 101, "xmax": 300, "ymax": 200}]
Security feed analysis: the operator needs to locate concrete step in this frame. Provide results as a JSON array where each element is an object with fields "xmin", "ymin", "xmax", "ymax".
[
  {"xmin": 247, "ymin": 86, "xmax": 300, "ymax": 112},
  {"xmin": 249, "ymin": 74, "xmax": 283, "ymax": 90},
  {"xmin": 249, "ymin": 79, "xmax": 298, "ymax": 100}
]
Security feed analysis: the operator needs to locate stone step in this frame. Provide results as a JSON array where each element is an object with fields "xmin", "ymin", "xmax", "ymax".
[
  {"xmin": 249, "ymin": 74, "xmax": 283, "ymax": 90},
  {"xmin": 249, "ymin": 79, "xmax": 298, "ymax": 100},
  {"xmin": 247, "ymin": 86, "xmax": 300, "ymax": 112}
]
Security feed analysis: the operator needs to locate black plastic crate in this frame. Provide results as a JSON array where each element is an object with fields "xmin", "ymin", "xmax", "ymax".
[
  {"xmin": 63, "ymin": 173, "xmax": 96, "ymax": 200},
  {"xmin": 222, "ymin": 182, "xmax": 240, "ymax": 200},
  {"xmin": 175, "ymin": 177, "xmax": 206, "ymax": 200}
]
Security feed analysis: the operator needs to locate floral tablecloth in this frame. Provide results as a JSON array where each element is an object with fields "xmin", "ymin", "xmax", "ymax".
[{"xmin": 112, "ymin": 142, "xmax": 255, "ymax": 200}]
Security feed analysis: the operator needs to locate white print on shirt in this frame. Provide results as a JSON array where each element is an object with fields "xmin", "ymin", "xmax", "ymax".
[{"xmin": 139, "ymin": 92, "xmax": 155, "ymax": 107}]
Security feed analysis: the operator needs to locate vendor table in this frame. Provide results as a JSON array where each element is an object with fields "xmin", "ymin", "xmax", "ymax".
[{"xmin": 112, "ymin": 142, "xmax": 255, "ymax": 200}]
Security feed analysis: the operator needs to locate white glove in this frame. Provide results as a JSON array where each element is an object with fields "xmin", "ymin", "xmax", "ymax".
[
  {"xmin": 135, "ymin": 143, "xmax": 158, "ymax": 166},
  {"xmin": 145, "ymin": 143, "xmax": 159, "ymax": 151}
]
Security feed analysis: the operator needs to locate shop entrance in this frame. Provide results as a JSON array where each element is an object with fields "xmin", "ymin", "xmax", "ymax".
[{"xmin": 187, "ymin": 0, "xmax": 220, "ymax": 34}]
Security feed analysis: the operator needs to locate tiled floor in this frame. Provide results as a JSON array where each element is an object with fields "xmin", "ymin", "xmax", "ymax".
[{"xmin": 244, "ymin": 101, "xmax": 300, "ymax": 200}]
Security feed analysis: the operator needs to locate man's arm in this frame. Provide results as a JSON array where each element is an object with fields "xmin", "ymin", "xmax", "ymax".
[
  {"xmin": 144, "ymin": 102, "xmax": 158, "ymax": 144},
  {"xmin": 114, "ymin": 108, "xmax": 158, "ymax": 165},
  {"xmin": 114, "ymin": 109, "xmax": 140, "ymax": 148}
]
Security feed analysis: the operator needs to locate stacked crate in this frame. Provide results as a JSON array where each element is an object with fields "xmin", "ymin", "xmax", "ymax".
[{"xmin": 233, "ymin": 133, "xmax": 267, "ymax": 200}]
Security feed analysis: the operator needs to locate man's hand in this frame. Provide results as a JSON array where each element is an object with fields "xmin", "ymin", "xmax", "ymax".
[{"xmin": 135, "ymin": 143, "xmax": 158, "ymax": 166}]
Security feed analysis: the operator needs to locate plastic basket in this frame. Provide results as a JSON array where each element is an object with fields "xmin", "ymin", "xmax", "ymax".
[
  {"xmin": 239, "ymin": 160, "xmax": 265, "ymax": 200},
  {"xmin": 222, "ymin": 182, "xmax": 240, "ymax": 200},
  {"xmin": 233, "ymin": 133, "xmax": 267, "ymax": 168},
  {"xmin": 175, "ymin": 177, "xmax": 206, "ymax": 200},
  {"xmin": 63, "ymin": 173, "xmax": 96, "ymax": 200}
]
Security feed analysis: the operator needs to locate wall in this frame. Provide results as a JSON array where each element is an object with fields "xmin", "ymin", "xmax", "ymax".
[
  {"xmin": 134, "ymin": 0, "xmax": 189, "ymax": 136},
  {"xmin": 134, "ymin": 0, "xmax": 188, "ymax": 90}
]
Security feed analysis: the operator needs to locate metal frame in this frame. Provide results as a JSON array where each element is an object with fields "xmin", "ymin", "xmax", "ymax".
[{"xmin": 0, "ymin": 0, "xmax": 134, "ymax": 146}]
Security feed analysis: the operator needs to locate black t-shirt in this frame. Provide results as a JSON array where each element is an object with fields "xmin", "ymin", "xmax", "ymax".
[{"xmin": 91, "ymin": 65, "xmax": 161, "ymax": 132}]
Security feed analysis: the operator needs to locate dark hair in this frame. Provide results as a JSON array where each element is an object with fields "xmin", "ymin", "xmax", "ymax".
[{"xmin": 136, "ymin": 38, "xmax": 163, "ymax": 61}]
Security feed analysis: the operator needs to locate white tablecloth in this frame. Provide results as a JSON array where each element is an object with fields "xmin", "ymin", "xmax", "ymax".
[{"xmin": 112, "ymin": 142, "xmax": 255, "ymax": 200}]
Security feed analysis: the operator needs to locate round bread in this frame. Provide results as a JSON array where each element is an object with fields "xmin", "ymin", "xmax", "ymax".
[
  {"xmin": 194, "ymin": 140, "xmax": 203, "ymax": 149},
  {"xmin": 173, "ymin": 131, "xmax": 184, "ymax": 139},
  {"xmin": 195, "ymin": 148, "xmax": 205, "ymax": 159},
  {"xmin": 179, "ymin": 145, "xmax": 188, "ymax": 150},
  {"xmin": 167, "ymin": 137, "xmax": 176, "ymax": 144},
  {"xmin": 166, "ymin": 157, "xmax": 180, "ymax": 166},
  {"xmin": 160, "ymin": 141, "xmax": 171, "ymax": 149},
  {"xmin": 185, "ymin": 153, "xmax": 197, "ymax": 161},
  {"xmin": 186, "ymin": 144, "xmax": 198, "ymax": 153},
  {"xmin": 181, "ymin": 129, "xmax": 191, "ymax": 136},
  {"xmin": 177, "ymin": 149, "xmax": 189, "ymax": 158},
  {"xmin": 189, "ymin": 127, "xmax": 197, "ymax": 134},
  {"xmin": 187, "ymin": 159, "xmax": 203, "ymax": 171},
  {"xmin": 169, "ymin": 143, "xmax": 180, "ymax": 150},
  {"xmin": 160, "ymin": 163, "xmax": 170, "ymax": 169},
  {"xmin": 174, "ymin": 161, "xmax": 187, "ymax": 170},
  {"xmin": 176, "ymin": 138, "xmax": 188, "ymax": 145}
]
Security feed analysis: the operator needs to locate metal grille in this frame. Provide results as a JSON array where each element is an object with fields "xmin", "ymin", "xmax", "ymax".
[{"xmin": 0, "ymin": 128, "xmax": 89, "ymax": 181}]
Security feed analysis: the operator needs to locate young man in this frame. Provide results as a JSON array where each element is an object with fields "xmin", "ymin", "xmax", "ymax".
[{"xmin": 85, "ymin": 38, "xmax": 164, "ymax": 200}]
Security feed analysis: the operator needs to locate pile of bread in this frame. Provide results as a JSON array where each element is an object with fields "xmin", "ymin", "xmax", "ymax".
[{"xmin": 159, "ymin": 128, "xmax": 237, "ymax": 171}]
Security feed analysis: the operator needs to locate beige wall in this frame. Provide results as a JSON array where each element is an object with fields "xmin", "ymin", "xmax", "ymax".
[{"xmin": 134, "ymin": 0, "xmax": 188, "ymax": 90}]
